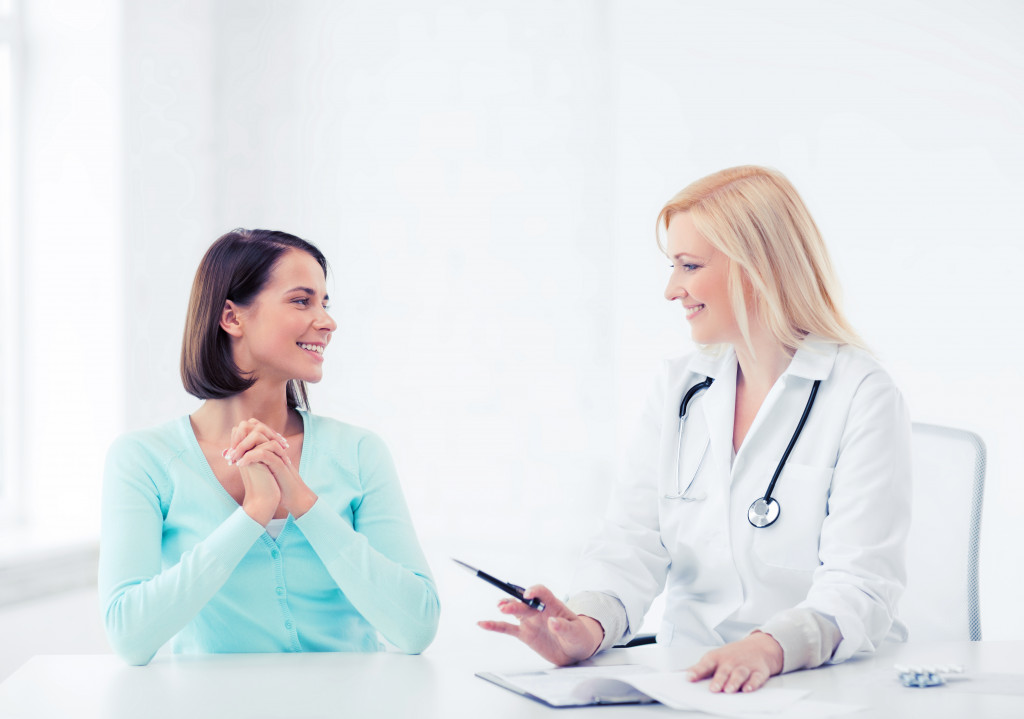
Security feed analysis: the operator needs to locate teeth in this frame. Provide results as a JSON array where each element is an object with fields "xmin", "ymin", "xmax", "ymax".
[{"xmin": 298, "ymin": 343, "xmax": 324, "ymax": 354}]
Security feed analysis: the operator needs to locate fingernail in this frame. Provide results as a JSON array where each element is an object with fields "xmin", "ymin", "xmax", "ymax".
[
  {"xmin": 684, "ymin": 671, "xmax": 696, "ymax": 682},
  {"xmin": 221, "ymin": 449, "xmax": 228, "ymax": 458}
]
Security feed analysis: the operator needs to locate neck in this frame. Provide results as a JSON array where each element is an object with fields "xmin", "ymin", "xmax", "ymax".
[
  {"xmin": 191, "ymin": 381, "xmax": 297, "ymax": 441},
  {"xmin": 733, "ymin": 327, "xmax": 793, "ymax": 394}
]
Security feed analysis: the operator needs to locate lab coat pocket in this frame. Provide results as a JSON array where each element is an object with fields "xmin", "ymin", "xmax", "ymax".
[{"xmin": 751, "ymin": 463, "xmax": 833, "ymax": 571}]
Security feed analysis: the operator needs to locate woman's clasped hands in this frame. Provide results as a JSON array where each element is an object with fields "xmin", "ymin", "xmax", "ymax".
[{"xmin": 223, "ymin": 418, "xmax": 317, "ymax": 525}]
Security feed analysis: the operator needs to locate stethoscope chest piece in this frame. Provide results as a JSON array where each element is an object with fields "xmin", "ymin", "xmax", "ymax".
[{"xmin": 748, "ymin": 497, "xmax": 780, "ymax": 528}]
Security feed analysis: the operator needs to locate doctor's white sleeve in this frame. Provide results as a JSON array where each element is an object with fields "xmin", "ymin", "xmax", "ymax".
[
  {"xmin": 791, "ymin": 367, "xmax": 912, "ymax": 665},
  {"xmin": 568, "ymin": 367, "xmax": 673, "ymax": 646}
]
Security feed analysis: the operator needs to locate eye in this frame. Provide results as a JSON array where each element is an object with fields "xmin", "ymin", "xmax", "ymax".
[{"xmin": 292, "ymin": 297, "xmax": 311, "ymax": 306}]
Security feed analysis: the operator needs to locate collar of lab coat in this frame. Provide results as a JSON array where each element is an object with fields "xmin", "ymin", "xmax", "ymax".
[
  {"xmin": 683, "ymin": 334, "xmax": 839, "ymax": 383},
  {"xmin": 682, "ymin": 336, "xmax": 839, "ymax": 473}
]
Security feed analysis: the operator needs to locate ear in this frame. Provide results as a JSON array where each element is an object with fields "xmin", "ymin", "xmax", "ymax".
[{"xmin": 220, "ymin": 300, "xmax": 244, "ymax": 338}]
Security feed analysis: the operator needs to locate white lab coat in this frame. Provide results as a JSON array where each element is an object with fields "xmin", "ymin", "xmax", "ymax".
[{"xmin": 571, "ymin": 337, "xmax": 911, "ymax": 664}]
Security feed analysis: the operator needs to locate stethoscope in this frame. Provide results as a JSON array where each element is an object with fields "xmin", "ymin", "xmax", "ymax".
[{"xmin": 665, "ymin": 375, "xmax": 822, "ymax": 529}]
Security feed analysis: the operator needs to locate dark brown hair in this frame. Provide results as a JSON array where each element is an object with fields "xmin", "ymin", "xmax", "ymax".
[{"xmin": 180, "ymin": 229, "xmax": 329, "ymax": 410}]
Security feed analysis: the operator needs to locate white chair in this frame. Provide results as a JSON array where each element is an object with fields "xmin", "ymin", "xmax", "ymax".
[{"xmin": 899, "ymin": 422, "xmax": 986, "ymax": 641}]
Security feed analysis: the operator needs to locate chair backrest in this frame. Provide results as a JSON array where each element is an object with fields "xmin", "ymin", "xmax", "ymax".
[{"xmin": 900, "ymin": 422, "xmax": 985, "ymax": 641}]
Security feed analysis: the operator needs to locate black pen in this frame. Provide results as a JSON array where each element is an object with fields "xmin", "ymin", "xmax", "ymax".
[{"xmin": 452, "ymin": 558, "xmax": 546, "ymax": 612}]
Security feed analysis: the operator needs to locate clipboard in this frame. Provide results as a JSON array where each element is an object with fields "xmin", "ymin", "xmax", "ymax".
[{"xmin": 475, "ymin": 665, "xmax": 658, "ymax": 707}]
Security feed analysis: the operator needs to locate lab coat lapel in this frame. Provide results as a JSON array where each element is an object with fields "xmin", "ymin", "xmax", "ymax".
[{"xmin": 692, "ymin": 351, "xmax": 737, "ymax": 481}]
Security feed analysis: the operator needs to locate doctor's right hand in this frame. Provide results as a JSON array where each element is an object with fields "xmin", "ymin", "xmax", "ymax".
[{"xmin": 478, "ymin": 585, "xmax": 604, "ymax": 666}]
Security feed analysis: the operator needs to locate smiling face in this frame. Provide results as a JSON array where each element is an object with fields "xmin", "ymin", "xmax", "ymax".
[
  {"xmin": 663, "ymin": 212, "xmax": 741, "ymax": 346},
  {"xmin": 228, "ymin": 249, "xmax": 337, "ymax": 386}
]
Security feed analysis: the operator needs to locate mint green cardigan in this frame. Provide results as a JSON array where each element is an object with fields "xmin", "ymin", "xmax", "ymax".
[{"xmin": 99, "ymin": 411, "xmax": 439, "ymax": 665}]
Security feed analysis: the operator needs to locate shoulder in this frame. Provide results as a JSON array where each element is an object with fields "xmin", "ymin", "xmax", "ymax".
[
  {"xmin": 106, "ymin": 416, "xmax": 191, "ymax": 469},
  {"xmin": 825, "ymin": 345, "xmax": 909, "ymax": 432},
  {"xmin": 302, "ymin": 412, "xmax": 393, "ymax": 466},
  {"xmin": 103, "ymin": 417, "xmax": 192, "ymax": 501},
  {"xmin": 831, "ymin": 344, "xmax": 901, "ymax": 394}
]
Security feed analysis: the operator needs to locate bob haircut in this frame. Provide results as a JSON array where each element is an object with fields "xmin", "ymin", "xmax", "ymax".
[
  {"xmin": 181, "ymin": 228, "xmax": 329, "ymax": 411},
  {"xmin": 656, "ymin": 165, "xmax": 863, "ymax": 356}
]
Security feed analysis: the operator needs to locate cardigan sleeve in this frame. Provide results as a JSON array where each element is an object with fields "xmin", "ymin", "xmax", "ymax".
[
  {"xmin": 293, "ymin": 432, "xmax": 440, "ymax": 654},
  {"xmin": 98, "ymin": 435, "xmax": 265, "ymax": 666}
]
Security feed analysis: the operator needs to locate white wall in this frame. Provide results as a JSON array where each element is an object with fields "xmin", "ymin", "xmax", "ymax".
[
  {"xmin": 119, "ymin": 0, "xmax": 1024, "ymax": 638},
  {"xmin": 123, "ymin": 0, "xmax": 621, "ymax": 552},
  {"xmin": 9, "ymin": 0, "xmax": 1023, "ymax": 671},
  {"xmin": 16, "ymin": 0, "xmax": 122, "ymax": 538},
  {"xmin": 604, "ymin": 0, "xmax": 1024, "ymax": 638}
]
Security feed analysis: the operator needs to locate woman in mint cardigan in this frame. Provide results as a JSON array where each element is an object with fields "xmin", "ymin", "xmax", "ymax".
[{"xmin": 99, "ymin": 229, "xmax": 439, "ymax": 665}]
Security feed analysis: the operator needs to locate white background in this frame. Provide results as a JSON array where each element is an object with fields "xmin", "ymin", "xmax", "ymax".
[{"xmin": 7, "ymin": 0, "xmax": 1024, "ymax": 667}]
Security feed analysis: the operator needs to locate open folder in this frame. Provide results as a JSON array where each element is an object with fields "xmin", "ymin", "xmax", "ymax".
[{"xmin": 477, "ymin": 664, "xmax": 814, "ymax": 715}]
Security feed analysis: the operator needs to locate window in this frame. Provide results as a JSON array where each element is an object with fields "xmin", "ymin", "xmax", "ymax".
[{"xmin": 0, "ymin": 1, "xmax": 19, "ymax": 521}]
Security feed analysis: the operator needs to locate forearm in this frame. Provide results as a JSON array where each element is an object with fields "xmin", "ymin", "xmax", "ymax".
[
  {"xmin": 567, "ymin": 591, "xmax": 629, "ymax": 653},
  {"xmin": 295, "ymin": 500, "xmax": 439, "ymax": 653},
  {"xmin": 100, "ymin": 508, "xmax": 264, "ymax": 665},
  {"xmin": 758, "ymin": 608, "xmax": 842, "ymax": 673}
]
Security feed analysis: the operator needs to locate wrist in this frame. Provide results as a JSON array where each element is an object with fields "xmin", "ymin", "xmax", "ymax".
[
  {"xmin": 287, "ymin": 488, "xmax": 317, "ymax": 518},
  {"xmin": 751, "ymin": 631, "xmax": 785, "ymax": 675},
  {"xmin": 577, "ymin": 615, "xmax": 605, "ymax": 658},
  {"xmin": 243, "ymin": 502, "xmax": 276, "ymax": 526}
]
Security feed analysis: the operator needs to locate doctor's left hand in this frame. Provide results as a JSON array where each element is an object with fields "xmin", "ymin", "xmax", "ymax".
[{"xmin": 685, "ymin": 631, "xmax": 784, "ymax": 693}]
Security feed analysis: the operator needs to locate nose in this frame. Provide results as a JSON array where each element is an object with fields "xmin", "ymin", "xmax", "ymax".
[
  {"xmin": 315, "ymin": 306, "xmax": 338, "ymax": 333},
  {"xmin": 665, "ymin": 274, "xmax": 687, "ymax": 302}
]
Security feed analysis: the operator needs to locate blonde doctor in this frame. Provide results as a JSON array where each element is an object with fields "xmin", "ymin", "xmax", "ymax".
[{"xmin": 479, "ymin": 166, "xmax": 911, "ymax": 693}]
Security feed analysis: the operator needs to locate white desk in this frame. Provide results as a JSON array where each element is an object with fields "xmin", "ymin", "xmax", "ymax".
[{"xmin": 0, "ymin": 642, "xmax": 1021, "ymax": 718}]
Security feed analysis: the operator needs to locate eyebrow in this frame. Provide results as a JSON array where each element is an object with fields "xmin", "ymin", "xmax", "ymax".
[
  {"xmin": 286, "ymin": 286, "xmax": 330, "ymax": 301},
  {"xmin": 672, "ymin": 252, "xmax": 704, "ymax": 261}
]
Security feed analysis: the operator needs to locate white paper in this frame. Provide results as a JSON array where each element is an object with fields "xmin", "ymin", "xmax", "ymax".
[
  {"xmin": 482, "ymin": 664, "xmax": 858, "ymax": 717},
  {"xmin": 626, "ymin": 672, "xmax": 808, "ymax": 716}
]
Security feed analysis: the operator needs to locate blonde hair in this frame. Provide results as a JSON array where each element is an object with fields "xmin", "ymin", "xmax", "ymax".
[{"xmin": 656, "ymin": 165, "xmax": 864, "ymax": 355}]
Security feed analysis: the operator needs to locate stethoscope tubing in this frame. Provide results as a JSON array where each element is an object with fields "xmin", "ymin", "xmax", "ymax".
[
  {"xmin": 665, "ymin": 377, "xmax": 715, "ymax": 500},
  {"xmin": 668, "ymin": 373, "xmax": 822, "ymax": 528},
  {"xmin": 761, "ymin": 378, "xmax": 821, "ymax": 504},
  {"xmin": 679, "ymin": 377, "xmax": 714, "ymax": 419}
]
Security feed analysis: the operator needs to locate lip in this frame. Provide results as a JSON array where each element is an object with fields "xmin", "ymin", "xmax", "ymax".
[
  {"xmin": 297, "ymin": 342, "xmax": 326, "ymax": 362},
  {"xmin": 684, "ymin": 304, "xmax": 705, "ymax": 321}
]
